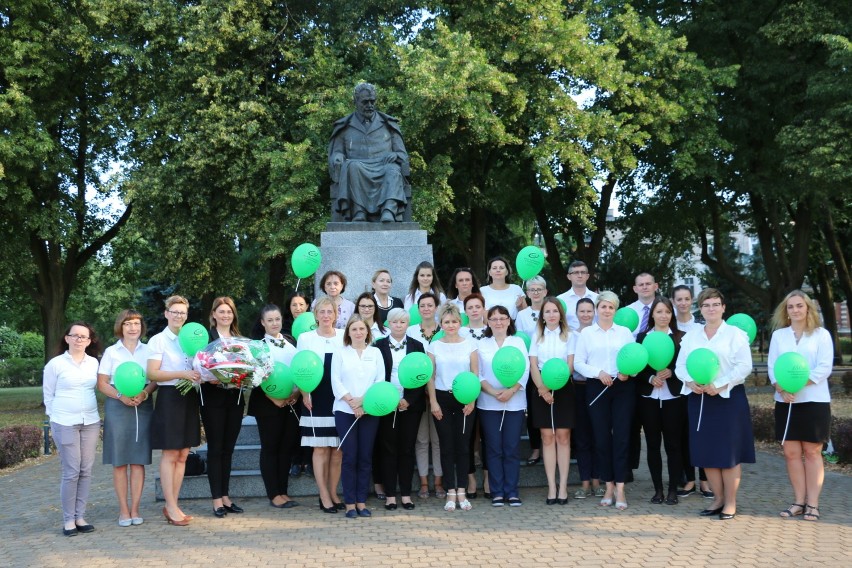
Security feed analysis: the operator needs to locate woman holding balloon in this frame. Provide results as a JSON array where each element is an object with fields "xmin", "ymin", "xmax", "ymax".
[
  {"xmin": 571, "ymin": 298, "xmax": 603, "ymax": 499},
  {"xmin": 331, "ymin": 315, "xmax": 385, "ymax": 518},
  {"xmin": 768, "ymin": 290, "xmax": 833, "ymax": 522},
  {"xmin": 675, "ymin": 288, "xmax": 754, "ymax": 520},
  {"xmin": 477, "ymin": 305, "xmax": 530, "ymax": 507},
  {"xmin": 97, "ymin": 310, "xmax": 157, "ymax": 527},
  {"xmin": 635, "ymin": 298, "xmax": 685, "ymax": 506},
  {"xmin": 573, "ymin": 291, "xmax": 636, "ymax": 510}
]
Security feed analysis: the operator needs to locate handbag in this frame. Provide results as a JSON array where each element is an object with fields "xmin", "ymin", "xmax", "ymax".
[{"xmin": 184, "ymin": 451, "xmax": 207, "ymax": 476}]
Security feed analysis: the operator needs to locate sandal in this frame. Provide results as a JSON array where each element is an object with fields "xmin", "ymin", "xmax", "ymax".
[
  {"xmin": 779, "ymin": 503, "xmax": 805, "ymax": 518},
  {"xmin": 418, "ymin": 485, "xmax": 430, "ymax": 499},
  {"xmin": 435, "ymin": 486, "xmax": 447, "ymax": 499},
  {"xmin": 458, "ymin": 492, "xmax": 472, "ymax": 511},
  {"xmin": 803, "ymin": 504, "xmax": 820, "ymax": 521},
  {"xmin": 444, "ymin": 490, "xmax": 457, "ymax": 512},
  {"xmin": 599, "ymin": 497, "xmax": 612, "ymax": 507}
]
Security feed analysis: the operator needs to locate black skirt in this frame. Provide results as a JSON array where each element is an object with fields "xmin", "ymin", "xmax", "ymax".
[
  {"xmin": 151, "ymin": 385, "xmax": 201, "ymax": 450},
  {"xmin": 529, "ymin": 381, "xmax": 576, "ymax": 429},
  {"xmin": 774, "ymin": 401, "xmax": 831, "ymax": 443}
]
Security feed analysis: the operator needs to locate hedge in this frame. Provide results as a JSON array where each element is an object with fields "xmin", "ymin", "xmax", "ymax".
[
  {"xmin": 0, "ymin": 425, "xmax": 41, "ymax": 469},
  {"xmin": 0, "ymin": 357, "xmax": 43, "ymax": 388},
  {"xmin": 751, "ymin": 405, "xmax": 851, "ymax": 464}
]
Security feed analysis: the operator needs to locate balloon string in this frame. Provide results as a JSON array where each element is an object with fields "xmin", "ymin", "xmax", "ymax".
[
  {"xmin": 462, "ymin": 414, "xmax": 466, "ymax": 435},
  {"xmin": 393, "ymin": 409, "xmax": 397, "ymax": 429},
  {"xmin": 500, "ymin": 406, "xmax": 506, "ymax": 432},
  {"xmin": 237, "ymin": 385, "xmax": 242, "ymax": 406},
  {"xmin": 588, "ymin": 384, "xmax": 610, "ymax": 406},
  {"xmin": 198, "ymin": 383, "xmax": 204, "ymax": 407},
  {"xmin": 550, "ymin": 392, "xmax": 555, "ymax": 435},
  {"xmin": 781, "ymin": 404, "xmax": 792, "ymax": 446},
  {"xmin": 310, "ymin": 408, "xmax": 316, "ymax": 439},
  {"xmin": 289, "ymin": 405, "xmax": 300, "ymax": 422},
  {"xmin": 696, "ymin": 393, "xmax": 704, "ymax": 432},
  {"xmin": 295, "ymin": 278, "xmax": 301, "ymax": 292},
  {"xmin": 337, "ymin": 416, "xmax": 359, "ymax": 450},
  {"xmin": 135, "ymin": 406, "xmax": 139, "ymax": 443}
]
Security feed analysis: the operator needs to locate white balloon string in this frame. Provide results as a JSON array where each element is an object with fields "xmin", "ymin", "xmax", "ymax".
[
  {"xmin": 500, "ymin": 406, "xmax": 506, "ymax": 432},
  {"xmin": 462, "ymin": 414, "xmax": 466, "ymax": 435},
  {"xmin": 696, "ymin": 393, "xmax": 704, "ymax": 431},
  {"xmin": 588, "ymin": 384, "xmax": 610, "ymax": 406},
  {"xmin": 198, "ymin": 383, "xmax": 204, "ymax": 406},
  {"xmin": 295, "ymin": 278, "xmax": 301, "ymax": 292},
  {"xmin": 135, "ymin": 406, "xmax": 139, "ymax": 443},
  {"xmin": 550, "ymin": 391, "xmax": 555, "ymax": 435},
  {"xmin": 337, "ymin": 416, "xmax": 359, "ymax": 450},
  {"xmin": 289, "ymin": 405, "xmax": 299, "ymax": 422},
  {"xmin": 310, "ymin": 408, "xmax": 316, "ymax": 438},
  {"xmin": 781, "ymin": 404, "xmax": 792, "ymax": 446},
  {"xmin": 393, "ymin": 409, "xmax": 397, "ymax": 429}
]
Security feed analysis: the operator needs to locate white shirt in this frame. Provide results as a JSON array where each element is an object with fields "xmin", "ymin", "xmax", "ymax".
[
  {"xmin": 480, "ymin": 284, "xmax": 524, "ymax": 320},
  {"xmin": 297, "ymin": 329, "xmax": 344, "ymax": 355},
  {"xmin": 43, "ymin": 352, "xmax": 100, "ymax": 426},
  {"xmin": 99, "ymin": 340, "xmax": 153, "ymax": 384},
  {"xmin": 406, "ymin": 324, "xmax": 439, "ymax": 345},
  {"xmin": 628, "ymin": 299, "xmax": 655, "ymax": 337},
  {"xmin": 515, "ymin": 307, "xmax": 539, "ymax": 337},
  {"xmin": 459, "ymin": 325, "xmax": 488, "ymax": 342},
  {"xmin": 264, "ymin": 334, "xmax": 297, "ymax": 365},
  {"xmin": 310, "ymin": 297, "xmax": 355, "ymax": 329},
  {"xmin": 370, "ymin": 322, "xmax": 387, "ymax": 342},
  {"xmin": 403, "ymin": 290, "xmax": 447, "ymax": 311},
  {"xmin": 573, "ymin": 323, "xmax": 635, "ymax": 379},
  {"xmin": 557, "ymin": 288, "xmax": 598, "ymax": 331},
  {"xmin": 768, "ymin": 327, "xmax": 833, "ymax": 403},
  {"xmin": 676, "ymin": 316, "xmax": 703, "ymax": 334},
  {"xmin": 331, "ymin": 345, "xmax": 385, "ymax": 414},
  {"xmin": 148, "ymin": 328, "xmax": 193, "ymax": 386},
  {"xmin": 477, "ymin": 336, "xmax": 530, "ymax": 411},
  {"xmin": 427, "ymin": 339, "xmax": 478, "ymax": 392},
  {"xmin": 675, "ymin": 321, "xmax": 752, "ymax": 399},
  {"xmin": 386, "ymin": 336, "xmax": 409, "ymax": 398},
  {"xmin": 529, "ymin": 327, "xmax": 575, "ymax": 369}
]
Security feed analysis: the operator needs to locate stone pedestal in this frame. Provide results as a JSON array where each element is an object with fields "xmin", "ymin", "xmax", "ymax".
[{"xmin": 316, "ymin": 222, "xmax": 433, "ymax": 301}]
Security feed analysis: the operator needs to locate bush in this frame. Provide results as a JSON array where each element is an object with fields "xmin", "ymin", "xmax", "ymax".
[
  {"xmin": 751, "ymin": 405, "xmax": 775, "ymax": 442},
  {"xmin": 19, "ymin": 332, "xmax": 44, "ymax": 359},
  {"xmin": 0, "ymin": 425, "xmax": 42, "ymax": 468},
  {"xmin": 832, "ymin": 416, "xmax": 852, "ymax": 464},
  {"xmin": 842, "ymin": 371, "xmax": 852, "ymax": 396},
  {"xmin": 0, "ymin": 358, "xmax": 44, "ymax": 388},
  {"xmin": 0, "ymin": 326, "xmax": 23, "ymax": 359}
]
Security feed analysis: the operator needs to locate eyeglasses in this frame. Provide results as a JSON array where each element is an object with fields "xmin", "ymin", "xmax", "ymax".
[
  {"xmin": 569, "ymin": 270, "xmax": 589, "ymax": 276},
  {"xmin": 167, "ymin": 310, "xmax": 188, "ymax": 317},
  {"xmin": 488, "ymin": 317, "xmax": 510, "ymax": 323},
  {"xmin": 66, "ymin": 334, "xmax": 90, "ymax": 341},
  {"xmin": 701, "ymin": 302, "xmax": 723, "ymax": 309},
  {"xmin": 358, "ymin": 304, "xmax": 375, "ymax": 310},
  {"xmin": 527, "ymin": 288, "xmax": 545, "ymax": 294}
]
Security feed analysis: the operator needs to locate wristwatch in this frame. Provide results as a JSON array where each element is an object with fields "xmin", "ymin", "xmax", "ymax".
[{"xmin": 116, "ymin": 391, "xmax": 123, "ymax": 399}]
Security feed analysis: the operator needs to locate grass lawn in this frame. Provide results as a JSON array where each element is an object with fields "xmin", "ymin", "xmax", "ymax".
[{"xmin": 0, "ymin": 386, "xmax": 108, "ymax": 429}]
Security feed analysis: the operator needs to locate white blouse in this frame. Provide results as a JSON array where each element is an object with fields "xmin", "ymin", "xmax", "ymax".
[
  {"xmin": 147, "ymin": 328, "xmax": 193, "ymax": 386},
  {"xmin": 480, "ymin": 284, "xmax": 524, "ymax": 320},
  {"xmin": 515, "ymin": 307, "xmax": 539, "ymax": 337},
  {"xmin": 43, "ymin": 352, "xmax": 100, "ymax": 426},
  {"xmin": 573, "ymin": 323, "xmax": 635, "ymax": 380},
  {"xmin": 297, "ymin": 329, "xmax": 344, "ymax": 355},
  {"xmin": 386, "ymin": 337, "xmax": 409, "ymax": 398},
  {"xmin": 529, "ymin": 327, "xmax": 575, "ymax": 369},
  {"xmin": 403, "ymin": 290, "xmax": 447, "ymax": 311},
  {"xmin": 427, "ymin": 339, "xmax": 478, "ymax": 392},
  {"xmin": 477, "ymin": 336, "xmax": 530, "ymax": 411},
  {"xmin": 264, "ymin": 334, "xmax": 298, "ymax": 366},
  {"xmin": 99, "ymin": 340, "xmax": 152, "ymax": 384},
  {"xmin": 331, "ymin": 345, "xmax": 385, "ymax": 414},
  {"xmin": 675, "ymin": 321, "xmax": 752, "ymax": 399},
  {"xmin": 767, "ymin": 327, "xmax": 833, "ymax": 403}
]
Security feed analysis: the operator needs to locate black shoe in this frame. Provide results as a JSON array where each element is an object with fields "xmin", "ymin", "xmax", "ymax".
[
  {"xmin": 650, "ymin": 494, "xmax": 664, "ymax": 504},
  {"xmin": 699, "ymin": 506, "xmax": 724, "ymax": 516},
  {"xmin": 701, "ymin": 490, "xmax": 715, "ymax": 499},
  {"xmin": 558, "ymin": 498, "xmax": 569, "ymax": 505},
  {"xmin": 357, "ymin": 507, "xmax": 372, "ymax": 517},
  {"xmin": 213, "ymin": 507, "xmax": 227, "ymax": 518},
  {"xmin": 223, "ymin": 502, "xmax": 243, "ymax": 514},
  {"xmin": 318, "ymin": 499, "xmax": 338, "ymax": 514},
  {"xmin": 333, "ymin": 501, "xmax": 346, "ymax": 511},
  {"xmin": 402, "ymin": 502, "xmax": 416, "ymax": 510},
  {"xmin": 677, "ymin": 487, "xmax": 696, "ymax": 497},
  {"xmin": 483, "ymin": 492, "xmax": 492, "ymax": 499},
  {"xmin": 467, "ymin": 491, "xmax": 477, "ymax": 499},
  {"xmin": 526, "ymin": 456, "xmax": 542, "ymax": 466},
  {"xmin": 665, "ymin": 492, "xmax": 679, "ymax": 505},
  {"xmin": 546, "ymin": 498, "xmax": 558, "ymax": 505},
  {"xmin": 75, "ymin": 524, "xmax": 95, "ymax": 533},
  {"xmin": 289, "ymin": 464, "xmax": 301, "ymax": 477},
  {"xmin": 63, "ymin": 528, "xmax": 78, "ymax": 537},
  {"xmin": 385, "ymin": 503, "xmax": 398, "ymax": 510},
  {"xmin": 719, "ymin": 511, "xmax": 736, "ymax": 520},
  {"xmin": 270, "ymin": 500, "xmax": 299, "ymax": 509}
]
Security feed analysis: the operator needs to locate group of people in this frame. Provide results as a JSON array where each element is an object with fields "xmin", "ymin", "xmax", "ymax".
[{"xmin": 42, "ymin": 258, "xmax": 834, "ymax": 534}]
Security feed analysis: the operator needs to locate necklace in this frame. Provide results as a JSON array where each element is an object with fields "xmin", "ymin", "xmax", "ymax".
[
  {"xmin": 421, "ymin": 326, "xmax": 440, "ymax": 342},
  {"xmin": 390, "ymin": 338, "xmax": 407, "ymax": 352},
  {"xmin": 268, "ymin": 337, "xmax": 287, "ymax": 349},
  {"xmin": 469, "ymin": 328, "xmax": 486, "ymax": 340}
]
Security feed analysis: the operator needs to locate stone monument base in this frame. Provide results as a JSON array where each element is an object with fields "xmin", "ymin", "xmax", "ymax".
[{"xmin": 315, "ymin": 223, "xmax": 434, "ymax": 302}]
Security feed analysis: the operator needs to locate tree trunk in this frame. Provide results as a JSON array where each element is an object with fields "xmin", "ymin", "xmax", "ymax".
[
  {"xmin": 812, "ymin": 263, "xmax": 843, "ymax": 365},
  {"xmin": 267, "ymin": 254, "xmax": 287, "ymax": 307}
]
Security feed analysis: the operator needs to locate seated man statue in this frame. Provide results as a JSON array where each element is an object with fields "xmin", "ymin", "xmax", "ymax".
[{"xmin": 328, "ymin": 83, "xmax": 411, "ymax": 222}]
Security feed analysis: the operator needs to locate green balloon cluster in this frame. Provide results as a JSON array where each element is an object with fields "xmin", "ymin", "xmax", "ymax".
[
  {"xmin": 262, "ymin": 362, "xmax": 295, "ymax": 399},
  {"xmin": 408, "ymin": 304, "xmax": 422, "ymax": 326},
  {"xmin": 114, "ymin": 361, "xmax": 146, "ymax": 397},
  {"xmin": 541, "ymin": 358, "xmax": 570, "ymax": 391},
  {"xmin": 727, "ymin": 313, "xmax": 757, "ymax": 344},
  {"xmin": 291, "ymin": 243, "xmax": 322, "ymax": 279},
  {"xmin": 363, "ymin": 381, "xmax": 401, "ymax": 416},
  {"xmin": 178, "ymin": 322, "xmax": 209, "ymax": 357},
  {"xmin": 686, "ymin": 348, "xmax": 720, "ymax": 385},
  {"xmin": 616, "ymin": 343, "xmax": 649, "ymax": 376},
  {"xmin": 398, "ymin": 352, "xmax": 433, "ymax": 389},
  {"xmin": 514, "ymin": 331, "xmax": 531, "ymax": 351},
  {"xmin": 492, "ymin": 346, "xmax": 526, "ymax": 388},
  {"xmin": 642, "ymin": 331, "xmax": 675, "ymax": 371},
  {"xmin": 452, "ymin": 371, "xmax": 481, "ymax": 404},
  {"xmin": 292, "ymin": 312, "xmax": 318, "ymax": 340},
  {"xmin": 613, "ymin": 308, "xmax": 639, "ymax": 332},
  {"xmin": 774, "ymin": 352, "xmax": 810, "ymax": 394},
  {"xmin": 290, "ymin": 350, "xmax": 324, "ymax": 393},
  {"xmin": 515, "ymin": 246, "xmax": 545, "ymax": 281}
]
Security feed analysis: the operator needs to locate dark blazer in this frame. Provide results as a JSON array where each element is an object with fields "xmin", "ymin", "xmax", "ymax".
[
  {"xmin": 374, "ymin": 335, "xmax": 427, "ymax": 413},
  {"xmin": 375, "ymin": 295, "xmax": 404, "ymax": 330},
  {"xmin": 636, "ymin": 329, "xmax": 684, "ymax": 397},
  {"xmin": 247, "ymin": 335, "xmax": 299, "ymax": 418}
]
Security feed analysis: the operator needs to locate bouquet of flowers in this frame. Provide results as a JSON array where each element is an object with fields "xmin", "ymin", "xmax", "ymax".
[{"xmin": 176, "ymin": 337, "xmax": 274, "ymax": 396}]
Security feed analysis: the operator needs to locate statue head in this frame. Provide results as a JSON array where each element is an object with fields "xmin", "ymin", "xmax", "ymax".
[{"xmin": 353, "ymin": 82, "xmax": 377, "ymax": 122}]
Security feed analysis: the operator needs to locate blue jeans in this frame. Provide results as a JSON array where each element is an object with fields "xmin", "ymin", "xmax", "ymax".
[
  {"xmin": 335, "ymin": 412, "xmax": 379, "ymax": 504},
  {"xmin": 479, "ymin": 409, "xmax": 524, "ymax": 499},
  {"xmin": 51, "ymin": 422, "xmax": 100, "ymax": 523}
]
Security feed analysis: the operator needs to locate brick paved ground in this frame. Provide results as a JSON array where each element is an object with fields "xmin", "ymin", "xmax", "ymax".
[{"xmin": 3, "ymin": 448, "xmax": 849, "ymax": 567}]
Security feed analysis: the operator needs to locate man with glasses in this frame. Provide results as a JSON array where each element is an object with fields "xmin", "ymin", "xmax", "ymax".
[{"xmin": 557, "ymin": 261, "xmax": 598, "ymax": 331}]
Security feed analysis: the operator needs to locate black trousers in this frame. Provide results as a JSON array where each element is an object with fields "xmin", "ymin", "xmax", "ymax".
[
  {"xmin": 433, "ymin": 390, "xmax": 474, "ymax": 490},
  {"xmin": 571, "ymin": 382, "xmax": 598, "ymax": 481},
  {"xmin": 255, "ymin": 409, "xmax": 301, "ymax": 499},
  {"xmin": 199, "ymin": 385, "xmax": 244, "ymax": 499},
  {"xmin": 586, "ymin": 379, "xmax": 635, "ymax": 483},
  {"xmin": 525, "ymin": 385, "xmax": 541, "ymax": 452},
  {"xmin": 638, "ymin": 395, "xmax": 685, "ymax": 492},
  {"xmin": 378, "ymin": 407, "xmax": 421, "ymax": 496}
]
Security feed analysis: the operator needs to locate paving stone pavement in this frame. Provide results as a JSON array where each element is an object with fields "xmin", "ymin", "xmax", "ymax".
[{"xmin": 2, "ymin": 448, "xmax": 850, "ymax": 567}]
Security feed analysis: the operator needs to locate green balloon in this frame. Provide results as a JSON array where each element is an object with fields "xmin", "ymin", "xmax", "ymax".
[
  {"xmin": 515, "ymin": 245, "xmax": 545, "ymax": 281},
  {"xmin": 686, "ymin": 348, "xmax": 720, "ymax": 385},
  {"xmin": 431, "ymin": 330, "xmax": 445, "ymax": 343},
  {"xmin": 292, "ymin": 312, "xmax": 318, "ymax": 340},
  {"xmin": 262, "ymin": 362, "xmax": 295, "ymax": 400},
  {"xmin": 558, "ymin": 298, "xmax": 567, "ymax": 314},
  {"xmin": 363, "ymin": 381, "xmax": 401, "ymax": 416},
  {"xmin": 515, "ymin": 330, "xmax": 531, "ymax": 351},
  {"xmin": 408, "ymin": 304, "xmax": 422, "ymax": 326},
  {"xmin": 452, "ymin": 371, "xmax": 481, "ymax": 404},
  {"xmin": 774, "ymin": 352, "xmax": 810, "ymax": 394},
  {"xmin": 178, "ymin": 322, "xmax": 209, "ymax": 357},
  {"xmin": 290, "ymin": 350, "xmax": 324, "ymax": 393},
  {"xmin": 613, "ymin": 308, "xmax": 639, "ymax": 332},
  {"xmin": 492, "ymin": 346, "xmax": 526, "ymax": 388},
  {"xmin": 541, "ymin": 358, "xmax": 570, "ymax": 391},
  {"xmin": 727, "ymin": 313, "xmax": 757, "ymax": 344},
  {"xmin": 114, "ymin": 361, "xmax": 146, "ymax": 397},
  {"xmin": 398, "ymin": 352, "xmax": 433, "ymax": 389},
  {"xmin": 291, "ymin": 243, "xmax": 322, "ymax": 279},
  {"xmin": 460, "ymin": 313, "xmax": 470, "ymax": 326},
  {"xmin": 616, "ymin": 343, "xmax": 649, "ymax": 376},
  {"xmin": 642, "ymin": 331, "xmax": 675, "ymax": 371}
]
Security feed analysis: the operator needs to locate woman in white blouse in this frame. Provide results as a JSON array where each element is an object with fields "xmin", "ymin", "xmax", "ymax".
[
  {"xmin": 768, "ymin": 290, "xmax": 833, "ymax": 522},
  {"xmin": 97, "ymin": 310, "xmax": 157, "ymax": 527},
  {"xmin": 573, "ymin": 291, "xmax": 636, "ymax": 510},
  {"xmin": 479, "ymin": 256, "xmax": 526, "ymax": 320},
  {"xmin": 332, "ymin": 315, "xmax": 385, "ymax": 518},
  {"xmin": 43, "ymin": 322, "xmax": 102, "ymax": 537},
  {"xmin": 528, "ymin": 297, "xmax": 575, "ymax": 505},
  {"xmin": 477, "ymin": 305, "xmax": 530, "ymax": 507},
  {"xmin": 675, "ymin": 288, "xmax": 754, "ymax": 521},
  {"xmin": 403, "ymin": 261, "xmax": 447, "ymax": 310}
]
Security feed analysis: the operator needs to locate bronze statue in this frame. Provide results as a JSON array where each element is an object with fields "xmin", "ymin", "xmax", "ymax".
[{"xmin": 328, "ymin": 83, "xmax": 411, "ymax": 222}]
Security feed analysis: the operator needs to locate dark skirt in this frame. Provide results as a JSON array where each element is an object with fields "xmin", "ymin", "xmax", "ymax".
[
  {"xmin": 774, "ymin": 401, "xmax": 831, "ymax": 443},
  {"xmin": 151, "ymin": 385, "xmax": 201, "ymax": 450},
  {"xmin": 687, "ymin": 385, "xmax": 755, "ymax": 468},
  {"xmin": 103, "ymin": 396, "xmax": 154, "ymax": 466},
  {"xmin": 529, "ymin": 381, "xmax": 576, "ymax": 429},
  {"xmin": 299, "ymin": 353, "xmax": 339, "ymax": 447}
]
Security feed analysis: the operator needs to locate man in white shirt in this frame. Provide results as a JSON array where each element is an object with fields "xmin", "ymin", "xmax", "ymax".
[
  {"xmin": 627, "ymin": 272, "xmax": 659, "ymax": 337},
  {"xmin": 557, "ymin": 261, "xmax": 598, "ymax": 331}
]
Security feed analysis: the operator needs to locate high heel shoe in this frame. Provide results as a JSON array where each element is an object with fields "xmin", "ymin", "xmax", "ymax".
[
  {"xmin": 163, "ymin": 507, "xmax": 190, "ymax": 526},
  {"xmin": 318, "ymin": 498, "xmax": 338, "ymax": 514}
]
